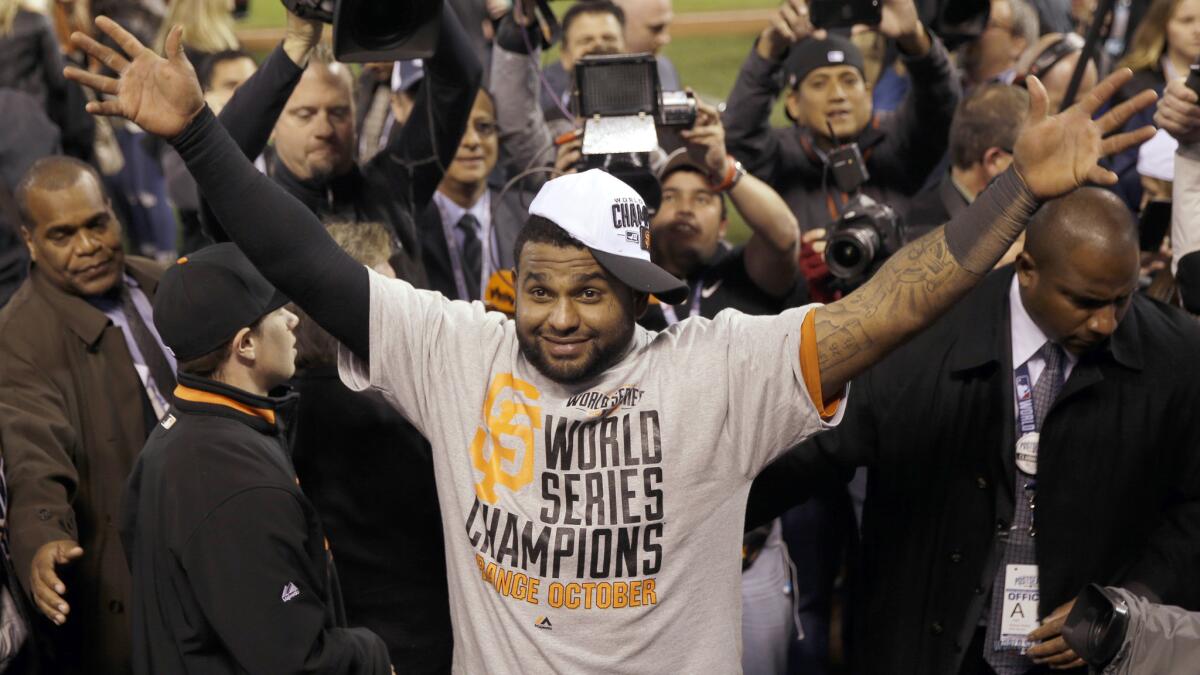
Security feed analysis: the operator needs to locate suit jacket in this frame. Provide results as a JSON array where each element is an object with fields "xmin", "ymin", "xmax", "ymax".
[
  {"xmin": 417, "ymin": 189, "xmax": 525, "ymax": 301},
  {"xmin": 748, "ymin": 269, "xmax": 1200, "ymax": 674},
  {"xmin": 0, "ymin": 258, "xmax": 165, "ymax": 675}
]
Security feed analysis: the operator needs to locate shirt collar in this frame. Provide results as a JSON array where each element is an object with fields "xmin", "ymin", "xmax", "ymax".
[
  {"xmin": 434, "ymin": 189, "xmax": 491, "ymax": 232},
  {"xmin": 1009, "ymin": 275, "xmax": 1078, "ymax": 370}
]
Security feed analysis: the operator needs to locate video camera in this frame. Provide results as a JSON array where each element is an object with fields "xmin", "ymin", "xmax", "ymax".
[
  {"xmin": 280, "ymin": 0, "xmax": 441, "ymax": 62},
  {"xmin": 572, "ymin": 53, "xmax": 697, "ymax": 210},
  {"xmin": 823, "ymin": 142, "xmax": 903, "ymax": 283}
]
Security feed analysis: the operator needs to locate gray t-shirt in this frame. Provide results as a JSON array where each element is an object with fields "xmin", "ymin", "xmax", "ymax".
[{"xmin": 338, "ymin": 271, "xmax": 845, "ymax": 673}]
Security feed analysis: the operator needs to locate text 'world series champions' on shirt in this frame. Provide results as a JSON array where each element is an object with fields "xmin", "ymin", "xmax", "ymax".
[{"xmin": 338, "ymin": 270, "xmax": 844, "ymax": 674}]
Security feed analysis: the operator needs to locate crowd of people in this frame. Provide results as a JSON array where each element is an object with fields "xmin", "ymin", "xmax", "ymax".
[{"xmin": 0, "ymin": 0, "xmax": 1198, "ymax": 673}]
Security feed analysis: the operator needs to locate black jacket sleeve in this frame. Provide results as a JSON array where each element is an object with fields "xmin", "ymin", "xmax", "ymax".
[
  {"xmin": 217, "ymin": 43, "xmax": 305, "ymax": 159},
  {"xmin": 869, "ymin": 35, "xmax": 961, "ymax": 195},
  {"xmin": 362, "ymin": 2, "xmax": 483, "ymax": 215},
  {"xmin": 181, "ymin": 487, "xmax": 391, "ymax": 674},
  {"xmin": 722, "ymin": 44, "xmax": 804, "ymax": 187},
  {"xmin": 172, "ymin": 107, "xmax": 370, "ymax": 359},
  {"xmin": 199, "ymin": 43, "xmax": 306, "ymax": 243},
  {"xmin": 1179, "ymin": 251, "xmax": 1200, "ymax": 315}
]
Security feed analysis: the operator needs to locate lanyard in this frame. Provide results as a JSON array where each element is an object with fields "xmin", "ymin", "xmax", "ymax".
[
  {"xmin": 660, "ymin": 281, "xmax": 704, "ymax": 326},
  {"xmin": 1013, "ymin": 361, "xmax": 1038, "ymax": 437}
]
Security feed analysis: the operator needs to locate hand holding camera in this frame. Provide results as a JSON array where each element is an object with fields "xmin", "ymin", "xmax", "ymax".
[
  {"xmin": 758, "ymin": 0, "xmax": 824, "ymax": 63},
  {"xmin": 1154, "ymin": 75, "xmax": 1200, "ymax": 146},
  {"xmin": 678, "ymin": 96, "xmax": 729, "ymax": 182}
]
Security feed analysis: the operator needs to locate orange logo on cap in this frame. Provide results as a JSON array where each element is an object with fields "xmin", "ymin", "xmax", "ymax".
[{"xmin": 177, "ymin": 256, "xmax": 189, "ymax": 264}]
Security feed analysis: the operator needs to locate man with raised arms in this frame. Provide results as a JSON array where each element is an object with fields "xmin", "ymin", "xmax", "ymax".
[{"xmin": 64, "ymin": 16, "xmax": 1155, "ymax": 673}]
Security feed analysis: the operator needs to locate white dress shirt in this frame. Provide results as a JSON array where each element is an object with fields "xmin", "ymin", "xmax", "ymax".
[
  {"xmin": 1009, "ymin": 275, "xmax": 1078, "ymax": 387},
  {"xmin": 433, "ymin": 189, "xmax": 494, "ymax": 299}
]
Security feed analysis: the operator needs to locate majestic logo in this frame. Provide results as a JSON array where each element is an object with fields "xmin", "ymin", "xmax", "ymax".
[
  {"xmin": 534, "ymin": 616, "xmax": 553, "ymax": 630},
  {"xmin": 160, "ymin": 414, "xmax": 176, "ymax": 430},
  {"xmin": 470, "ymin": 374, "xmax": 543, "ymax": 504},
  {"xmin": 281, "ymin": 582, "xmax": 300, "ymax": 603}
]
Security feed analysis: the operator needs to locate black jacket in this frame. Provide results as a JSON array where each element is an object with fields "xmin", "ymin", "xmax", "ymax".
[
  {"xmin": 723, "ymin": 34, "xmax": 960, "ymax": 231},
  {"xmin": 292, "ymin": 367, "xmax": 452, "ymax": 673},
  {"xmin": 203, "ymin": 2, "xmax": 482, "ymax": 286},
  {"xmin": 416, "ymin": 188, "xmax": 526, "ymax": 302},
  {"xmin": 120, "ymin": 374, "xmax": 391, "ymax": 675},
  {"xmin": 748, "ymin": 269, "xmax": 1200, "ymax": 674}
]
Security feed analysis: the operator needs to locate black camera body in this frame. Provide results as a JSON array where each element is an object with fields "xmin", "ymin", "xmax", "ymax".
[
  {"xmin": 572, "ymin": 53, "xmax": 697, "ymax": 209},
  {"xmin": 810, "ymin": 0, "xmax": 882, "ymax": 29},
  {"xmin": 822, "ymin": 142, "xmax": 903, "ymax": 282},
  {"xmin": 279, "ymin": 0, "xmax": 441, "ymax": 62}
]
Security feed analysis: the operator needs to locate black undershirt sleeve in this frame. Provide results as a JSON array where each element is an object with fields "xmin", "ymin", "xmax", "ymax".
[{"xmin": 171, "ymin": 107, "xmax": 370, "ymax": 360}]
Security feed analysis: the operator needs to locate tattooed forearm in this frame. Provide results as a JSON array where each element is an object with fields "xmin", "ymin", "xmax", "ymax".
[
  {"xmin": 814, "ymin": 230, "xmax": 975, "ymax": 395},
  {"xmin": 810, "ymin": 168, "xmax": 1041, "ymax": 398}
]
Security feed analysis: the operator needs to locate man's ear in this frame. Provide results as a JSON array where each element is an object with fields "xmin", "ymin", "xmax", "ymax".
[
  {"xmin": 1015, "ymin": 250, "xmax": 1037, "ymax": 288},
  {"xmin": 20, "ymin": 226, "xmax": 35, "ymax": 261},
  {"xmin": 784, "ymin": 89, "xmax": 804, "ymax": 125},
  {"xmin": 232, "ymin": 326, "xmax": 256, "ymax": 363},
  {"xmin": 633, "ymin": 291, "xmax": 650, "ymax": 320}
]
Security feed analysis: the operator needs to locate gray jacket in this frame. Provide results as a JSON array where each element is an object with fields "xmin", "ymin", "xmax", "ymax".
[{"xmin": 1100, "ymin": 589, "xmax": 1200, "ymax": 675}]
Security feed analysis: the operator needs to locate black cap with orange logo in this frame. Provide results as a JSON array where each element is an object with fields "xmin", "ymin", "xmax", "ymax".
[{"xmin": 152, "ymin": 243, "xmax": 289, "ymax": 362}]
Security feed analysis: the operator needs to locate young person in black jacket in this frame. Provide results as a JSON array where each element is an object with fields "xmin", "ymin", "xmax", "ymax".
[{"xmin": 121, "ymin": 243, "xmax": 392, "ymax": 674}]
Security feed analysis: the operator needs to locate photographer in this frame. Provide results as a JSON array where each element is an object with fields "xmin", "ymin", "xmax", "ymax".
[
  {"xmin": 1154, "ymin": 75, "xmax": 1200, "ymax": 313},
  {"xmin": 201, "ymin": 2, "xmax": 481, "ymax": 284},
  {"xmin": 723, "ymin": 0, "xmax": 960, "ymax": 231},
  {"xmin": 639, "ymin": 98, "xmax": 801, "ymax": 329}
]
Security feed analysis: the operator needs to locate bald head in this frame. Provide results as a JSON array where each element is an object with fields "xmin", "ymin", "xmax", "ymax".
[
  {"xmin": 15, "ymin": 156, "xmax": 104, "ymax": 228},
  {"xmin": 1018, "ymin": 188, "xmax": 1140, "ymax": 354},
  {"xmin": 613, "ymin": 0, "xmax": 673, "ymax": 54},
  {"xmin": 1025, "ymin": 187, "xmax": 1138, "ymax": 268}
]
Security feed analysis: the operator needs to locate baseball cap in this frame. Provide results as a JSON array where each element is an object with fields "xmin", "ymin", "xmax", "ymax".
[
  {"xmin": 153, "ymin": 243, "xmax": 289, "ymax": 362},
  {"xmin": 528, "ymin": 169, "xmax": 689, "ymax": 304},
  {"xmin": 783, "ymin": 34, "xmax": 865, "ymax": 89},
  {"xmin": 656, "ymin": 149, "xmax": 712, "ymax": 183}
]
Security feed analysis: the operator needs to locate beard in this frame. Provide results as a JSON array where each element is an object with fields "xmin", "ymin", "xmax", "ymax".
[{"xmin": 517, "ymin": 321, "xmax": 635, "ymax": 385}]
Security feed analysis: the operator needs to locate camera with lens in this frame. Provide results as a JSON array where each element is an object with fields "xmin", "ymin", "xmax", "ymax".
[
  {"xmin": 572, "ymin": 53, "xmax": 697, "ymax": 209},
  {"xmin": 823, "ymin": 141, "xmax": 904, "ymax": 283},
  {"xmin": 280, "ymin": 0, "xmax": 442, "ymax": 62}
]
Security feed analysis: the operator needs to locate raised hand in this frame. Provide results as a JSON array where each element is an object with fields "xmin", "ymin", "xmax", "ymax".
[
  {"xmin": 679, "ymin": 96, "xmax": 728, "ymax": 178},
  {"xmin": 1014, "ymin": 69, "xmax": 1158, "ymax": 200},
  {"xmin": 1155, "ymin": 77, "xmax": 1200, "ymax": 145},
  {"xmin": 756, "ymin": 0, "xmax": 826, "ymax": 62},
  {"xmin": 63, "ymin": 17, "xmax": 205, "ymax": 139}
]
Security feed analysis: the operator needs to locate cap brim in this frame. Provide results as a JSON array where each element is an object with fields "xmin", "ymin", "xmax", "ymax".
[{"xmin": 589, "ymin": 248, "xmax": 689, "ymax": 305}]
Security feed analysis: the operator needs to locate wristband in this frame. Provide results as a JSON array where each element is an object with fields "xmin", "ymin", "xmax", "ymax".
[{"xmin": 711, "ymin": 156, "xmax": 745, "ymax": 192}]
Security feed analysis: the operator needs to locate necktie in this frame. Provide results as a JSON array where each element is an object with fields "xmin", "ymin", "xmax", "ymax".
[
  {"xmin": 457, "ymin": 213, "xmax": 483, "ymax": 301},
  {"xmin": 984, "ymin": 342, "xmax": 1066, "ymax": 674},
  {"xmin": 119, "ymin": 285, "xmax": 177, "ymax": 400}
]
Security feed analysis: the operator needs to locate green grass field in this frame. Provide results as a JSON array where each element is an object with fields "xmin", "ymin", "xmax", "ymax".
[{"xmin": 239, "ymin": 0, "xmax": 790, "ymax": 241}]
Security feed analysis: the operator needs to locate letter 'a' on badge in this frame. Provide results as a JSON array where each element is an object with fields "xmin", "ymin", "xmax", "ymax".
[{"xmin": 1015, "ymin": 432, "xmax": 1039, "ymax": 475}]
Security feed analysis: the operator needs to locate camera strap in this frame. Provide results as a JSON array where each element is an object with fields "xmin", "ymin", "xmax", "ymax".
[{"xmin": 659, "ymin": 281, "xmax": 704, "ymax": 326}]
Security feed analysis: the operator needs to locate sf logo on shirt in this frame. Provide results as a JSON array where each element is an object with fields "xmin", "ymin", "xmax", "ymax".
[{"xmin": 470, "ymin": 374, "xmax": 543, "ymax": 503}]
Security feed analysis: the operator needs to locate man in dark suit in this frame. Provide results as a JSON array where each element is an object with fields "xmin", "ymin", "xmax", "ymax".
[
  {"xmin": 906, "ymin": 84, "xmax": 1028, "ymax": 242},
  {"xmin": 0, "ymin": 156, "xmax": 175, "ymax": 674},
  {"xmin": 748, "ymin": 187, "xmax": 1200, "ymax": 675},
  {"xmin": 418, "ymin": 89, "xmax": 525, "ymax": 308}
]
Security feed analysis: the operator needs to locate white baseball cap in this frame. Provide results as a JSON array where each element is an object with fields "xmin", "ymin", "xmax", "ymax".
[{"xmin": 528, "ymin": 169, "xmax": 688, "ymax": 303}]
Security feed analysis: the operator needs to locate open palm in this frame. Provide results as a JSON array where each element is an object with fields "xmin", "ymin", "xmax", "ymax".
[
  {"xmin": 64, "ymin": 17, "xmax": 205, "ymax": 138},
  {"xmin": 1014, "ymin": 69, "xmax": 1157, "ymax": 199}
]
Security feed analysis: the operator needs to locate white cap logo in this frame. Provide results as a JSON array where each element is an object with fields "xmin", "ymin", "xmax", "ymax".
[
  {"xmin": 529, "ymin": 170, "xmax": 652, "ymax": 261},
  {"xmin": 828, "ymin": 50, "xmax": 846, "ymax": 63}
]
